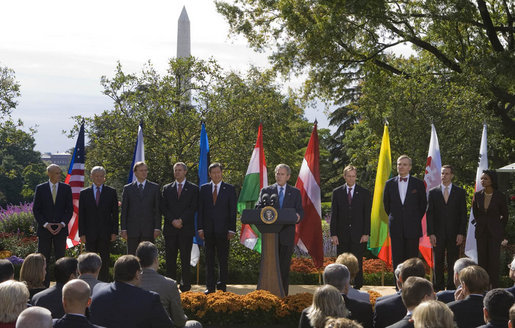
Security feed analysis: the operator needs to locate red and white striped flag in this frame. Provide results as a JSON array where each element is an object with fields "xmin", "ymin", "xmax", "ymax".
[
  {"xmin": 64, "ymin": 123, "xmax": 85, "ymax": 248},
  {"xmin": 295, "ymin": 122, "xmax": 324, "ymax": 268}
]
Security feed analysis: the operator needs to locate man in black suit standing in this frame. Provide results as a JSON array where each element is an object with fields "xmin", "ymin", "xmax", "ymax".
[
  {"xmin": 257, "ymin": 163, "xmax": 304, "ymax": 295},
  {"xmin": 33, "ymin": 164, "xmax": 74, "ymax": 285},
  {"xmin": 198, "ymin": 163, "xmax": 237, "ymax": 294},
  {"xmin": 120, "ymin": 162, "xmax": 161, "ymax": 255},
  {"xmin": 330, "ymin": 165, "xmax": 371, "ymax": 289},
  {"xmin": 426, "ymin": 165, "xmax": 467, "ymax": 291},
  {"xmin": 383, "ymin": 155, "xmax": 427, "ymax": 275},
  {"xmin": 79, "ymin": 166, "xmax": 119, "ymax": 282},
  {"xmin": 161, "ymin": 162, "xmax": 198, "ymax": 292}
]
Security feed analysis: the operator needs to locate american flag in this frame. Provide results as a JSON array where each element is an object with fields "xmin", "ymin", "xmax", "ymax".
[{"xmin": 65, "ymin": 123, "xmax": 85, "ymax": 248}]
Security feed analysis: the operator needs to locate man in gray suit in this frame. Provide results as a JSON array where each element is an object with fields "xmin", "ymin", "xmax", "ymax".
[
  {"xmin": 78, "ymin": 253, "xmax": 106, "ymax": 293},
  {"xmin": 135, "ymin": 242, "xmax": 202, "ymax": 328},
  {"xmin": 120, "ymin": 162, "xmax": 161, "ymax": 255}
]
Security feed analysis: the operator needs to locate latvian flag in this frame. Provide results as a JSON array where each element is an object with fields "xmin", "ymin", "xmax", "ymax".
[{"xmin": 65, "ymin": 123, "xmax": 85, "ymax": 248}]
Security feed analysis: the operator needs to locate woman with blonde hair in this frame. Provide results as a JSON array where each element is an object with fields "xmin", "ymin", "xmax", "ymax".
[
  {"xmin": 299, "ymin": 285, "xmax": 349, "ymax": 328},
  {"xmin": 19, "ymin": 253, "xmax": 46, "ymax": 298},
  {"xmin": 411, "ymin": 300, "xmax": 454, "ymax": 328},
  {"xmin": 0, "ymin": 280, "xmax": 30, "ymax": 328}
]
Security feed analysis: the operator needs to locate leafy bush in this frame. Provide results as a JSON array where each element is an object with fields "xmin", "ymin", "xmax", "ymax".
[{"xmin": 0, "ymin": 203, "xmax": 36, "ymax": 235}]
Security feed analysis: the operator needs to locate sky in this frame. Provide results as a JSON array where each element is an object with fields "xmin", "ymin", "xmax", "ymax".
[{"xmin": 1, "ymin": 0, "xmax": 332, "ymax": 153}]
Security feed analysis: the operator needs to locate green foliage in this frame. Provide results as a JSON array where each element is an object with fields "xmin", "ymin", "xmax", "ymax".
[
  {"xmin": 0, "ymin": 65, "xmax": 21, "ymax": 117},
  {"xmin": 0, "ymin": 211, "xmax": 36, "ymax": 236}
]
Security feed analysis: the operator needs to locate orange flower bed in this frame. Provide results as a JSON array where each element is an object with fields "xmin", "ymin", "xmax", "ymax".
[
  {"xmin": 367, "ymin": 290, "xmax": 382, "ymax": 308},
  {"xmin": 363, "ymin": 258, "xmax": 393, "ymax": 273}
]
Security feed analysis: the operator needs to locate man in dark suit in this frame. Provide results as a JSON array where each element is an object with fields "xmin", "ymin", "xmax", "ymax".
[
  {"xmin": 33, "ymin": 164, "xmax": 74, "ymax": 285},
  {"xmin": 79, "ymin": 166, "xmax": 119, "ymax": 281},
  {"xmin": 426, "ymin": 165, "xmax": 467, "ymax": 291},
  {"xmin": 330, "ymin": 165, "xmax": 371, "ymax": 289},
  {"xmin": 120, "ymin": 161, "xmax": 161, "ymax": 255},
  {"xmin": 479, "ymin": 289, "xmax": 514, "ymax": 328},
  {"xmin": 90, "ymin": 255, "xmax": 173, "ymax": 328},
  {"xmin": 198, "ymin": 163, "xmax": 237, "ymax": 294},
  {"xmin": 161, "ymin": 162, "xmax": 198, "ymax": 292},
  {"xmin": 78, "ymin": 253, "xmax": 106, "ymax": 294},
  {"xmin": 383, "ymin": 155, "xmax": 427, "ymax": 276},
  {"xmin": 436, "ymin": 257, "xmax": 476, "ymax": 303},
  {"xmin": 257, "ymin": 163, "xmax": 304, "ymax": 296},
  {"xmin": 32, "ymin": 257, "xmax": 78, "ymax": 319},
  {"xmin": 53, "ymin": 279, "xmax": 105, "ymax": 328}
]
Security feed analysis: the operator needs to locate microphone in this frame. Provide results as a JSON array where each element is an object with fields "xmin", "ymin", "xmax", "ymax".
[
  {"xmin": 270, "ymin": 194, "xmax": 278, "ymax": 207},
  {"xmin": 261, "ymin": 193, "xmax": 270, "ymax": 207}
]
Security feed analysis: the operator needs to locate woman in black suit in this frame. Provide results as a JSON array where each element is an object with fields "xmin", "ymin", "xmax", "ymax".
[{"xmin": 473, "ymin": 170, "xmax": 509, "ymax": 288}]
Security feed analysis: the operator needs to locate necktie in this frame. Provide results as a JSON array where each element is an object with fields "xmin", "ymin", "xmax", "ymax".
[
  {"xmin": 279, "ymin": 187, "xmax": 284, "ymax": 208},
  {"xmin": 52, "ymin": 184, "xmax": 57, "ymax": 204},
  {"xmin": 138, "ymin": 183, "xmax": 144, "ymax": 196},
  {"xmin": 348, "ymin": 187, "xmax": 352, "ymax": 204},
  {"xmin": 177, "ymin": 183, "xmax": 183, "ymax": 198},
  {"xmin": 96, "ymin": 186, "xmax": 101, "ymax": 206},
  {"xmin": 213, "ymin": 184, "xmax": 218, "ymax": 205},
  {"xmin": 400, "ymin": 177, "xmax": 408, "ymax": 182},
  {"xmin": 444, "ymin": 186, "xmax": 449, "ymax": 204}
]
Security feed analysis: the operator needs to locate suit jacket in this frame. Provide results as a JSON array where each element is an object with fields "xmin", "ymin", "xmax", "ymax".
[
  {"xmin": 79, "ymin": 185, "xmax": 119, "ymax": 241},
  {"xmin": 31, "ymin": 283, "xmax": 65, "ymax": 319},
  {"xmin": 197, "ymin": 182, "xmax": 237, "ymax": 235},
  {"xmin": 436, "ymin": 289, "xmax": 455, "ymax": 303},
  {"xmin": 383, "ymin": 176, "xmax": 427, "ymax": 239},
  {"xmin": 472, "ymin": 190, "xmax": 508, "ymax": 239},
  {"xmin": 344, "ymin": 294, "xmax": 373, "ymax": 328},
  {"xmin": 373, "ymin": 292, "xmax": 406, "ymax": 328},
  {"xmin": 506, "ymin": 286, "xmax": 515, "ymax": 298},
  {"xmin": 426, "ymin": 184, "xmax": 467, "ymax": 240},
  {"xmin": 139, "ymin": 268, "xmax": 187, "ymax": 328},
  {"xmin": 330, "ymin": 184, "xmax": 371, "ymax": 243},
  {"xmin": 120, "ymin": 180, "xmax": 161, "ymax": 237},
  {"xmin": 477, "ymin": 321, "xmax": 509, "ymax": 328},
  {"xmin": 79, "ymin": 274, "xmax": 107, "ymax": 295},
  {"xmin": 257, "ymin": 183, "xmax": 304, "ymax": 246},
  {"xmin": 33, "ymin": 182, "xmax": 73, "ymax": 237},
  {"xmin": 386, "ymin": 315, "xmax": 413, "ymax": 328},
  {"xmin": 161, "ymin": 181, "xmax": 199, "ymax": 237},
  {"xmin": 448, "ymin": 294, "xmax": 485, "ymax": 328},
  {"xmin": 53, "ymin": 314, "xmax": 104, "ymax": 328},
  {"xmin": 90, "ymin": 281, "xmax": 173, "ymax": 328}
]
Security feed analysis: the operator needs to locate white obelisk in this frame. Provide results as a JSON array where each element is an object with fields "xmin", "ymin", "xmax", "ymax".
[{"xmin": 177, "ymin": 6, "xmax": 191, "ymax": 104}]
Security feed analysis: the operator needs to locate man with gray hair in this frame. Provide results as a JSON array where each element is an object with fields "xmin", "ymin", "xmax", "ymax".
[
  {"xmin": 79, "ymin": 166, "xmax": 119, "ymax": 281},
  {"xmin": 78, "ymin": 253, "xmax": 106, "ymax": 293},
  {"xmin": 16, "ymin": 306, "xmax": 53, "ymax": 328},
  {"xmin": 436, "ymin": 257, "xmax": 476, "ymax": 303},
  {"xmin": 323, "ymin": 263, "xmax": 373, "ymax": 328}
]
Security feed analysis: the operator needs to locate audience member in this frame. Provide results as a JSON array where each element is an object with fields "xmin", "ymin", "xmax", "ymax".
[
  {"xmin": 89, "ymin": 255, "xmax": 173, "ymax": 328},
  {"xmin": 323, "ymin": 263, "xmax": 372, "ymax": 328},
  {"xmin": 15, "ymin": 307, "xmax": 52, "ymax": 328},
  {"xmin": 479, "ymin": 288, "xmax": 514, "ymax": 328},
  {"xmin": 375, "ymin": 263, "xmax": 403, "ymax": 304},
  {"xmin": 507, "ymin": 256, "xmax": 515, "ymax": 298},
  {"xmin": 325, "ymin": 317, "xmax": 363, "ymax": 328},
  {"xmin": 509, "ymin": 304, "xmax": 515, "ymax": 328},
  {"xmin": 136, "ymin": 241, "xmax": 202, "ymax": 328},
  {"xmin": 0, "ymin": 259, "xmax": 14, "ymax": 283},
  {"xmin": 0, "ymin": 280, "xmax": 29, "ymax": 328},
  {"xmin": 335, "ymin": 253, "xmax": 370, "ymax": 303},
  {"xmin": 78, "ymin": 253, "xmax": 106, "ymax": 294},
  {"xmin": 436, "ymin": 257, "xmax": 476, "ymax": 303},
  {"xmin": 448, "ymin": 265, "xmax": 489, "ymax": 328},
  {"xmin": 411, "ymin": 300, "xmax": 454, "ymax": 328},
  {"xmin": 53, "ymin": 279, "xmax": 104, "ymax": 328},
  {"xmin": 19, "ymin": 253, "xmax": 46, "ymax": 298},
  {"xmin": 31, "ymin": 257, "xmax": 78, "ymax": 318},
  {"xmin": 299, "ymin": 285, "xmax": 349, "ymax": 328}
]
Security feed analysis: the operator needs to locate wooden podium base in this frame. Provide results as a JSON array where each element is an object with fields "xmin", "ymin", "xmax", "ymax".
[{"xmin": 257, "ymin": 232, "xmax": 285, "ymax": 297}]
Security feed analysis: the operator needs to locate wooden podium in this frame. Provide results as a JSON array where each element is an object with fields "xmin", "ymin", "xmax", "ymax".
[{"xmin": 241, "ymin": 207, "xmax": 297, "ymax": 297}]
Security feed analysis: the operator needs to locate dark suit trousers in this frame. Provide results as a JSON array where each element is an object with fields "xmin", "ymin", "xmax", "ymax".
[
  {"xmin": 38, "ymin": 233, "xmax": 66, "ymax": 286},
  {"xmin": 85, "ymin": 239, "xmax": 111, "ymax": 282},
  {"xmin": 477, "ymin": 233, "xmax": 502, "ymax": 288},
  {"xmin": 391, "ymin": 236, "xmax": 419, "ymax": 284},
  {"xmin": 205, "ymin": 233, "xmax": 229, "ymax": 291},
  {"xmin": 165, "ymin": 234, "xmax": 193, "ymax": 288},
  {"xmin": 433, "ymin": 238, "xmax": 458, "ymax": 291},
  {"xmin": 279, "ymin": 243, "xmax": 294, "ymax": 295},
  {"xmin": 127, "ymin": 236, "xmax": 154, "ymax": 255},
  {"xmin": 337, "ymin": 241, "xmax": 365, "ymax": 289}
]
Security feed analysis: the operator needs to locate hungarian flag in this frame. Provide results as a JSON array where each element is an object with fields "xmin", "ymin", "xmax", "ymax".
[
  {"xmin": 238, "ymin": 123, "xmax": 267, "ymax": 252},
  {"xmin": 65, "ymin": 123, "xmax": 85, "ymax": 248},
  {"xmin": 368, "ymin": 125, "xmax": 392, "ymax": 265},
  {"xmin": 128, "ymin": 123, "xmax": 145, "ymax": 183},
  {"xmin": 294, "ymin": 122, "xmax": 323, "ymax": 268},
  {"xmin": 464, "ymin": 124, "xmax": 488, "ymax": 263},
  {"xmin": 420, "ymin": 124, "xmax": 442, "ymax": 268}
]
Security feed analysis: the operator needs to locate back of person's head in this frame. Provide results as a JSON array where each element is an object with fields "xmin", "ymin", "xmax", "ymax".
[
  {"xmin": 308, "ymin": 285, "xmax": 349, "ymax": 328},
  {"xmin": 15, "ymin": 306, "xmax": 52, "ymax": 328},
  {"xmin": 453, "ymin": 257, "xmax": 476, "ymax": 287},
  {"xmin": 0, "ymin": 280, "xmax": 29, "ymax": 323},
  {"xmin": 62, "ymin": 279, "xmax": 91, "ymax": 314},
  {"xmin": 335, "ymin": 253, "xmax": 359, "ymax": 282},
  {"xmin": 401, "ymin": 276, "xmax": 434, "ymax": 309},
  {"xmin": 325, "ymin": 317, "xmax": 363, "ymax": 328},
  {"xmin": 323, "ymin": 264, "xmax": 350, "ymax": 293},
  {"xmin": 483, "ymin": 288, "xmax": 514, "ymax": 323},
  {"xmin": 19, "ymin": 253, "xmax": 46, "ymax": 289},
  {"xmin": 459, "ymin": 265, "xmax": 489, "ymax": 295},
  {"xmin": 135, "ymin": 241, "xmax": 158, "ymax": 268},
  {"xmin": 412, "ymin": 300, "xmax": 454, "ymax": 328},
  {"xmin": 509, "ymin": 304, "xmax": 515, "ymax": 328},
  {"xmin": 54, "ymin": 257, "xmax": 78, "ymax": 284},
  {"xmin": 114, "ymin": 255, "xmax": 141, "ymax": 283},
  {"xmin": 77, "ymin": 253, "xmax": 102, "ymax": 275},
  {"xmin": 0, "ymin": 259, "xmax": 14, "ymax": 282},
  {"xmin": 400, "ymin": 258, "xmax": 426, "ymax": 282}
]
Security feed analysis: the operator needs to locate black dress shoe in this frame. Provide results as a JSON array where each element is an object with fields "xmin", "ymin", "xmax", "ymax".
[
  {"xmin": 180, "ymin": 285, "xmax": 191, "ymax": 292},
  {"xmin": 216, "ymin": 282, "xmax": 226, "ymax": 292},
  {"xmin": 204, "ymin": 289, "xmax": 215, "ymax": 295}
]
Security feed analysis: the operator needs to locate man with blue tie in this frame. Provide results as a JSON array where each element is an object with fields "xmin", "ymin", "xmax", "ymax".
[
  {"xmin": 197, "ymin": 163, "xmax": 237, "ymax": 294},
  {"xmin": 257, "ymin": 164, "xmax": 304, "ymax": 295}
]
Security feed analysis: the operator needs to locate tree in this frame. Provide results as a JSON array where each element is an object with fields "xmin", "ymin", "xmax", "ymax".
[{"xmin": 0, "ymin": 65, "xmax": 20, "ymax": 117}]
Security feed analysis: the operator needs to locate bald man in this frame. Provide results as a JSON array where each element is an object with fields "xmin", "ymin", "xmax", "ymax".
[{"xmin": 16, "ymin": 306, "xmax": 53, "ymax": 328}]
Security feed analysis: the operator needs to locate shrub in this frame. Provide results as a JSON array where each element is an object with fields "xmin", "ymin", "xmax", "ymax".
[{"xmin": 0, "ymin": 203, "xmax": 36, "ymax": 236}]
